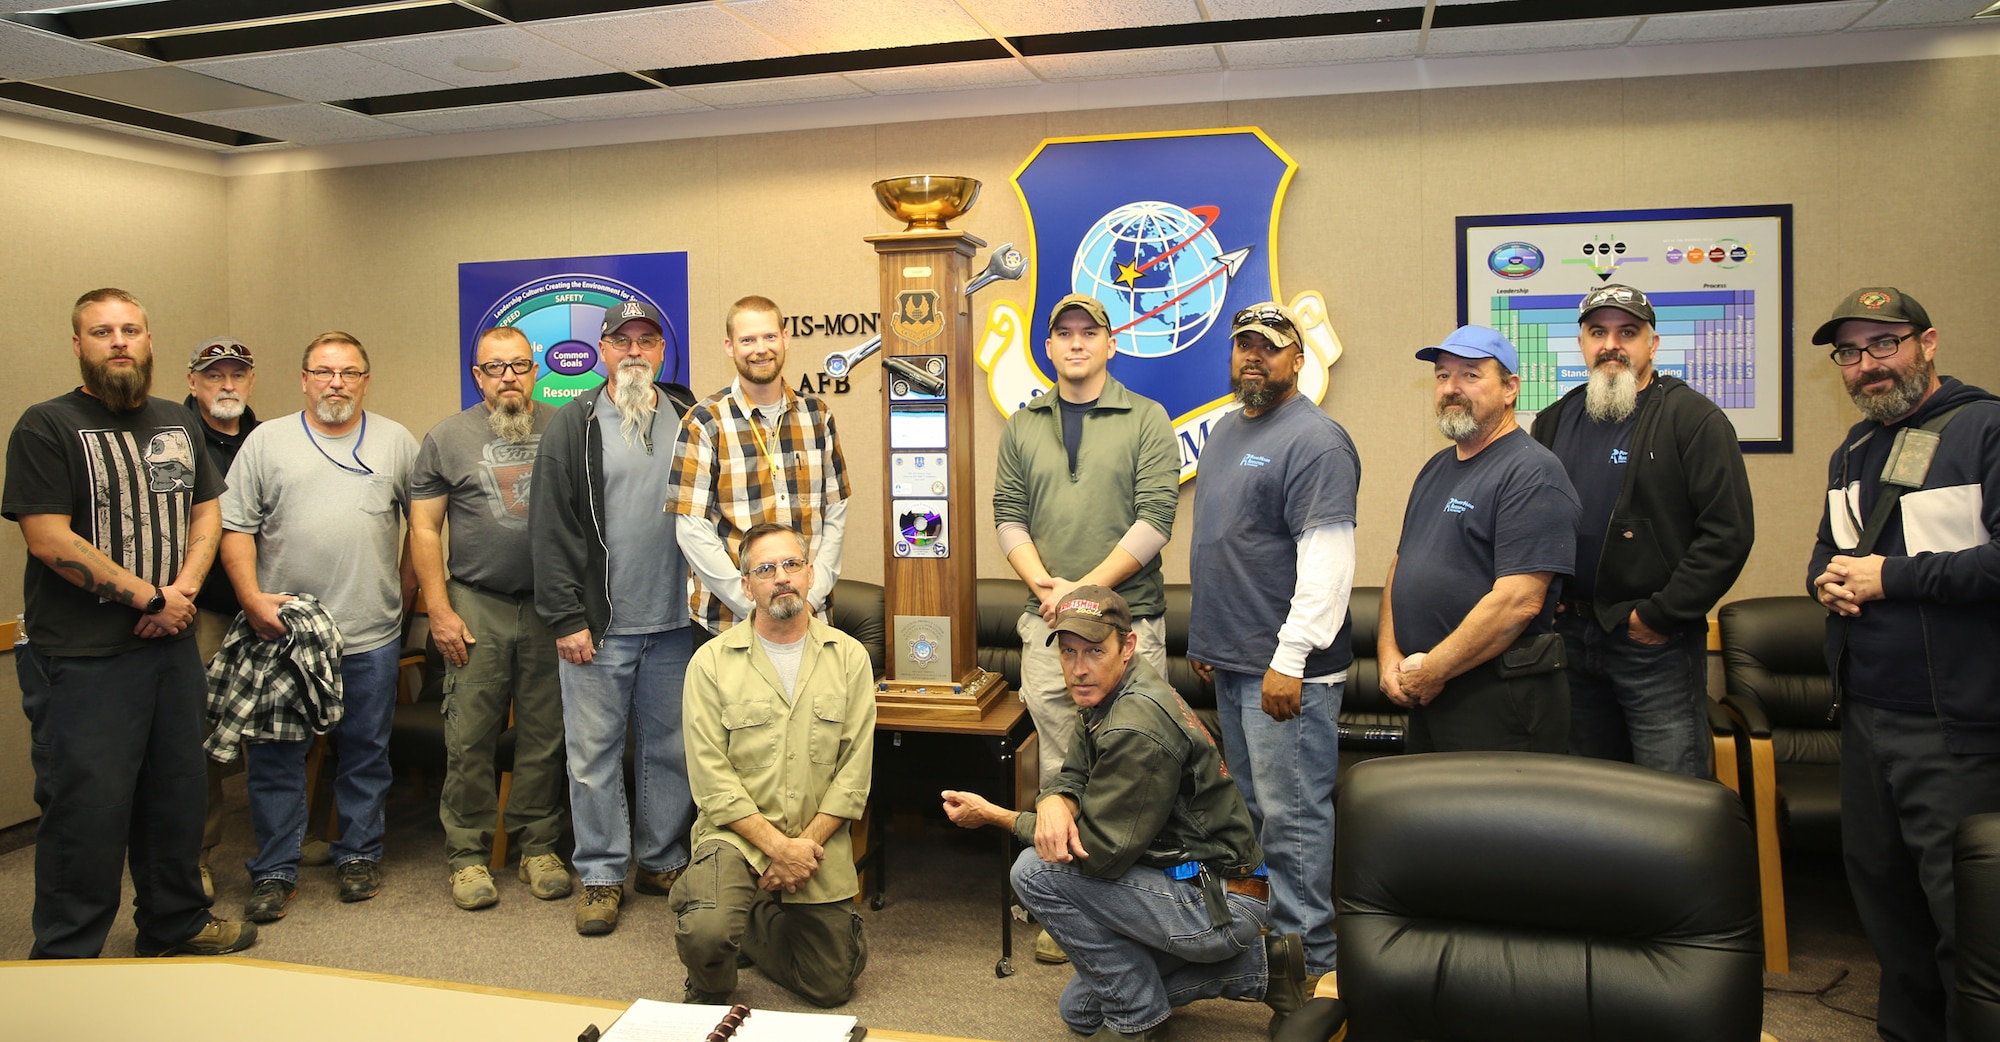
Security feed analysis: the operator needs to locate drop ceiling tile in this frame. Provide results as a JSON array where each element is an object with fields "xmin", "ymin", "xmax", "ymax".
[
  {"xmin": 1205, "ymin": 0, "xmax": 1396, "ymax": 16},
  {"xmin": 346, "ymin": 26, "xmax": 618, "ymax": 88},
  {"xmin": 527, "ymin": 7, "xmax": 794, "ymax": 71},
  {"xmin": 673, "ymin": 72, "xmax": 867, "ymax": 108},
  {"xmin": 1851, "ymin": 0, "xmax": 1995, "ymax": 28},
  {"xmin": 524, "ymin": 89, "xmax": 712, "ymax": 121},
  {"xmin": 1631, "ymin": 1, "xmax": 1873, "ymax": 44},
  {"xmin": 34, "ymin": 67, "xmax": 296, "ymax": 114},
  {"xmin": 0, "ymin": 19, "xmax": 157, "ymax": 80},
  {"xmin": 724, "ymin": 0, "xmax": 990, "ymax": 52},
  {"xmin": 376, "ymin": 105, "xmax": 562, "ymax": 133},
  {"xmin": 1025, "ymin": 44, "xmax": 1222, "ymax": 80},
  {"xmin": 1423, "ymin": 18, "xmax": 1639, "ymax": 55},
  {"xmin": 0, "ymin": 95, "xmax": 105, "ymax": 126},
  {"xmin": 183, "ymin": 102, "xmax": 418, "ymax": 145},
  {"xmin": 844, "ymin": 58, "xmax": 1038, "ymax": 94},
  {"xmin": 1223, "ymin": 31, "xmax": 1421, "ymax": 66},
  {"xmin": 961, "ymin": 0, "xmax": 1204, "ymax": 37},
  {"xmin": 183, "ymin": 47, "xmax": 457, "ymax": 103}
]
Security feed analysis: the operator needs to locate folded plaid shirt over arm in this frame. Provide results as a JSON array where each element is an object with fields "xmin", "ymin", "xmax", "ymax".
[{"xmin": 203, "ymin": 594, "xmax": 346, "ymax": 762}]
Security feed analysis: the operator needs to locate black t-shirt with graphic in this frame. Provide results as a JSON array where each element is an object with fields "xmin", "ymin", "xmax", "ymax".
[
  {"xmin": 1548, "ymin": 385, "xmax": 1649, "ymax": 598},
  {"xmin": 4, "ymin": 390, "xmax": 223, "ymax": 656}
]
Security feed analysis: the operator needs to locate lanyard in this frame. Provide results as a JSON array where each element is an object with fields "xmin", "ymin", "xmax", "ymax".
[
  {"xmin": 301, "ymin": 411, "xmax": 373, "ymax": 475},
  {"xmin": 744, "ymin": 404, "xmax": 790, "ymax": 508}
]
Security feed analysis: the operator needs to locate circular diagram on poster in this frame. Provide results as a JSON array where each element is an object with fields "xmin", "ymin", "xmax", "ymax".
[{"xmin": 491, "ymin": 275, "xmax": 685, "ymax": 409}]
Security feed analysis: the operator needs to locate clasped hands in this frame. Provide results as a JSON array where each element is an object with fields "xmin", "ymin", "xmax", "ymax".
[{"xmin": 1814, "ymin": 553, "xmax": 1886, "ymax": 617}]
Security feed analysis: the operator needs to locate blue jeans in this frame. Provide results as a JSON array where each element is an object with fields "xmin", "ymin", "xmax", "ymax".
[
  {"xmin": 560, "ymin": 628, "xmax": 692, "ymax": 886},
  {"xmin": 245, "ymin": 641, "xmax": 400, "ymax": 881},
  {"xmin": 1212, "ymin": 669, "xmax": 1339, "ymax": 975},
  {"xmin": 1558, "ymin": 613, "xmax": 1711, "ymax": 778},
  {"xmin": 1013, "ymin": 850, "xmax": 1269, "ymax": 1034},
  {"xmin": 18, "ymin": 641, "xmax": 212, "ymax": 958}
]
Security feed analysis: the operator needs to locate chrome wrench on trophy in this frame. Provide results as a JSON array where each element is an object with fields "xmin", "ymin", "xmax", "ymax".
[{"xmin": 823, "ymin": 243, "xmax": 1027, "ymax": 379}]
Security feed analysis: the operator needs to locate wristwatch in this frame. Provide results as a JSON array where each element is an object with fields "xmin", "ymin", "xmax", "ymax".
[{"xmin": 144, "ymin": 586, "xmax": 166, "ymax": 615}]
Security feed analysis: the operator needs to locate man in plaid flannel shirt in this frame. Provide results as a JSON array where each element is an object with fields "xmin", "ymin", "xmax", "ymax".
[{"xmin": 671, "ymin": 296, "xmax": 851, "ymax": 643}]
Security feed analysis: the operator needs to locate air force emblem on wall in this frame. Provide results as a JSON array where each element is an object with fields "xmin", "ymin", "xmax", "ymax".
[{"xmin": 977, "ymin": 128, "xmax": 1343, "ymax": 481}]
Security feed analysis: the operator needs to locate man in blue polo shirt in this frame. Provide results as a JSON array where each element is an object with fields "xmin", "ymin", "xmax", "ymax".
[{"xmin": 1380, "ymin": 325, "xmax": 1580, "ymax": 752}]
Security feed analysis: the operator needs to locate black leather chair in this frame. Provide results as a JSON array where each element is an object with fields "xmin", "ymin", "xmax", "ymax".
[
  {"xmin": 1958, "ymin": 812, "xmax": 2000, "ymax": 1041},
  {"xmin": 1280, "ymin": 752, "xmax": 1764, "ymax": 1042},
  {"xmin": 1717, "ymin": 595, "xmax": 1839, "ymax": 973}
]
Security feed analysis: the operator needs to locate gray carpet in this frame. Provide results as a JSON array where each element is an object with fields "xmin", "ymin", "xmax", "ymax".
[{"xmin": 0, "ymin": 776, "xmax": 1886, "ymax": 1042}]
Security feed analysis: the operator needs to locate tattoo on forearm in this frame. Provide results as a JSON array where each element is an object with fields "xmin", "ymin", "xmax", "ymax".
[{"xmin": 53, "ymin": 554, "xmax": 137, "ymax": 606}]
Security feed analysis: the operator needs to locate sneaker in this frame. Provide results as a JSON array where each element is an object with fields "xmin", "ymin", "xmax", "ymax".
[
  {"xmin": 575, "ymin": 885, "xmax": 623, "ymax": 936},
  {"xmin": 683, "ymin": 981, "xmax": 733, "ymax": 1004},
  {"xmin": 450, "ymin": 864, "xmax": 498, "ymax": 910},
  {"xmin": 136, "ymin": 918, "xmax": 259, "ymax": 957},
  {"xmin": 1262, "ymin": 932, "xmax": 1308, "ymax": 1037},
  {"xmin": 244, "ymin": 878, "xmax": 296, "ymax": 922},
  {"xmin": 633, "ymin": 866, "xmax": 682, "ymax": 896},
  {"xmin": 1034, "ymin": 929, "xmax": 1070, "ymax": 965},
  {"xmin": 300, "ymin": 838, "xmax": 333, "ymax": 866},
  {"xmin": 199, "ymin": 863, "xmax": 214, "ymax": 901},
  {"xmin": 338, "ymin": 859, "xmax": 382, "ymax": 903},
  {"xmin": 518, "ymin": 853, "xmax": 573, "ymax": 900}
]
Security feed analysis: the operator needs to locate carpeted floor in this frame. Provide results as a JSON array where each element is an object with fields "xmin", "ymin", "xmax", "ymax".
[{"xmin": 0, "ymin": 776, "xmax": 1887, "ymax": 1042}]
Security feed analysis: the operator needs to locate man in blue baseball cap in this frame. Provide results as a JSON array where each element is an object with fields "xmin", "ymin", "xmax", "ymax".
[{"xmin": 1377, "ymin": 325, "xmax": 1582, "ymax": 752}]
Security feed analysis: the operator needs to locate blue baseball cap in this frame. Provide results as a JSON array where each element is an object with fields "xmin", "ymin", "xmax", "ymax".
[{"xmin": 1416, "ymin": 325, "xmax": 1519, "ymax": 373}]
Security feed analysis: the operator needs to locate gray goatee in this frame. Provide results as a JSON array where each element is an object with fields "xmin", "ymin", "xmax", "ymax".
[
  {"xmin": 612, "ymin": 359, "xmax": 658, "ymax": 447},
  {"xmin": 1585, "ymin": 364, "xmax": 1639, "ymax": 423},
  {"xmin": 486, "ymin": 396, "xmax": 535, "ymax": 444},
  {"xmin": 1436, "ymin": 396, "xmax": 1481, "ymax": 442}
]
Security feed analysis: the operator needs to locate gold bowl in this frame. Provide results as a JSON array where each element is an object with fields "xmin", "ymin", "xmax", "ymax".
[{"xmin": 873, "ymin": 175, "xmax": 981, "ymax": 230}]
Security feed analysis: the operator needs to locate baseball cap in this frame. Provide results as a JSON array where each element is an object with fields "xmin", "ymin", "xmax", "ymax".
[
  {"xmin": 1578, "ymin": 284, "xmax": 1656, "ymax": 326},
  {"xmin": 1230, "ymin": 302, "xmax": 1300, "ymax": 349},
  {"xmin": 1811, "ymin": 287, "xmax": 1933, "ymax": 345},
  {"xmin": 1044, "ymin": 585, "xmax": 1134, "ymax": 645},
  {"xmin": 1048, "ymin": 293, "xmax": 1110, "ymax": 334},
  {"xmin": 1416, "ymin": 325, "xmax": 1520, "ymax": 374},
  {"xmin": 600, "ymin": 299, "xmax": 665, "ymax": 337},
  {"xmin": 189, "ymin": 336, "xmax": 253, "ymax": 371}
]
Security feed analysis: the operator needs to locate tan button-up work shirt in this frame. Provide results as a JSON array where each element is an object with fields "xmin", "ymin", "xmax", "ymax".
[{"xmin": 684, "ymin": 614, "xmax": 876, "ymax": 904}]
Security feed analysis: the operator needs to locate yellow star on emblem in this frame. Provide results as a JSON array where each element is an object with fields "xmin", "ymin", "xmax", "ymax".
[{"xmin": 1115, "ymin": 261, "xmax": 1142, "ymax": 287}]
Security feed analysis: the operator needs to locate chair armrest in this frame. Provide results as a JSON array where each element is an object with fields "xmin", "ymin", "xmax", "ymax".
[{"xmin": 1719, "ymin": 691, "xmax": 1774, "ymax": 739}]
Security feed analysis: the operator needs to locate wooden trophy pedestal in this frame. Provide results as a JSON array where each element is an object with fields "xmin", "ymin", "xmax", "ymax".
[{"xmin": 875, "ymin": 670, "xmax": 1010, "ymax": 723}]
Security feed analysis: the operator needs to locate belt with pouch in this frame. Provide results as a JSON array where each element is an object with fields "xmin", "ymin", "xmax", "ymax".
[{"xmin": 1165, "ymin": 862, "xmax": 1270, "ymax": 924}]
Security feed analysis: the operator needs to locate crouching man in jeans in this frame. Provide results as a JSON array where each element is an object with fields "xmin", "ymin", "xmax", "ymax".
[{"xmin": 943, "ymin": 586, "xmax": 1307, "ymax": 1042}]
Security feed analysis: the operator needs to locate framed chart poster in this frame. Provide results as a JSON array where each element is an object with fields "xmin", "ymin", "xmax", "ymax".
[{"xmin": 1456, "ymin": 204, "xmax": 1793, "ymax": 453}]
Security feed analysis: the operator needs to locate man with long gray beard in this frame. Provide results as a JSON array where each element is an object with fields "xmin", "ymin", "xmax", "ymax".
[
  {"xmin": 5, "ymin": 288, "xmax": 255, "ymax": 958},
  {"xmin": 1379, "ymin": 325, "xmax": 1579, "ymax": 753},
  {"xmin": 220, "ymin": 331, "xmax": 418, "ymax": 915},
  {"xmin": 531, "ymin": 300, "xmax": 698, "ymax": 936},
  {"xmin": 1809, "ymin": 287, "xmax": 2000, "ymax": 1042},
  {"xmin": 1531, "ymin": 284, "xmax": 1753, "ymax": 777},
  {"xmin": 410, "ymin": 326, "xmax": 569, "ymax": 910}
]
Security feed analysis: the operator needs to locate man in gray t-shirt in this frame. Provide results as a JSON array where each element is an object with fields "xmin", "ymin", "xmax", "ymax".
[
  {"xmin": 528, "ymin": 299, "xmax": 697, "ymax": 937},
  {"xmin": 409, "ymin": 326, "xmax": 569, "ymax": 911},
  {"xmin": 220, "ymin": 331, "xmax": 417, "ymax": 918}
]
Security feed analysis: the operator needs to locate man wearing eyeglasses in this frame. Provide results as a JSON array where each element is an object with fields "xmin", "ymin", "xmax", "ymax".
[
  {"xmin": 219, "ymin": 331, "xmax": 419, "ymax": 917},
  {"xmin": 408, "ymin": 326, "xmax": 570, "ymax": 911},
  {"xmin": 671, "ymin": 296, "xmax": 850, "ymax": 645},
  {"xmin": 1187, "ymin": 301, "xmax": 1359, "ymax": 988},
  {"xmin": 1529, "ymin": 285, "xmax": 1753, "ymax": 779},
  {"xmin": 1808, "ymin": 286, "xmax": 2000, "ymax": 1042},
  {"xmin": 672, "ymin": 522, "xmax": 874, "ymax": 1008},
  {"xmin": 531, "ymin": 298, "xmax": 699, "ymax": 936}
]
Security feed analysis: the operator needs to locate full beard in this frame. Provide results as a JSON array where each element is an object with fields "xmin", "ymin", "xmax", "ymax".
[
  {"xmin": 1435, "ymin": 396, "xmax": 1483, "ymax": 442},
  {"xmin": 312, "ymin": 395, "xmax": 357, "ymax": 427},
  {"xmin": 1849, "ymin": 356, "xmax": 1934, "ymax": 424},
  {"xmin": 206, "ymin": 394, "xmax": 245, "ymax": 422},
  {"xmin": 766, "ymin": 589, "xmax": 806, "ymax": 621},
  {"xmin": 1231, "ymin": 370, "xmax": 1294, "ymax": 412},
  {"xmin": 1584, "ymin": 364, "xmax": 1638, "ymax": 423},
  {"xmin": 486, "ymin": 395, "xmax": 535, "ymax": 444},
  {"xmin": 612, "ymin": 360, "xmax": 657, "ymax": 446},
  {"xmin": 80, "ymin": 354, "xmax": 152, "ymax": 413}
]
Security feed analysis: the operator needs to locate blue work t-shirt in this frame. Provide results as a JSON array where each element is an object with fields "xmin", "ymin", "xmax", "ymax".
[
  {"xmin": 1391, "ymin": 428, "xmax": 1579, "ymax": 654},
  {"xmin": 1188, "ymin": 394, "xmax": 1360, "ymax": 677},
  {"xmin": 1546, "ymin": 385, "xmax": 1648, "ymax": 598}
]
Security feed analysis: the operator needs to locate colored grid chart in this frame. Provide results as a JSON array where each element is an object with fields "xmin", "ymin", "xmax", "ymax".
[{"xmin": 1492, "ymin": 290, "xmax": 1757, "ymax": 412}]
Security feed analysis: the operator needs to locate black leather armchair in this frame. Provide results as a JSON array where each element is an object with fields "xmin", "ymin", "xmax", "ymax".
[
  {"xmin": 1957, "ymin": 812, "xmax": 2000, "ymax": 1040},
  {"xmin": 1281, "ymin": 752, "xmax": 1764, "ymax": 1042},
  {"xmin": 1717, "ymin": 595, "xmax": 1839, "ymax": 973}
]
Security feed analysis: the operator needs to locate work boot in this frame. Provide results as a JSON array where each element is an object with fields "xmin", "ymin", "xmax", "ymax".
[
  {"xmin": 1035, "ymin": 929, "xmax": 1070, "ymax": 964},
  {"xmin": 450, "ymin": 864, "xmax": 498, "ymax": 910},
  {"xmin": 1262, "ymin": 932, "xmax": 1308, "ymax": 1037},
  {"xmin": 683, "ymin": 981, "xmax": 734, "ymax": 1004},
  {"xmin": 518, "ymin": 853, "xmax": 574, "ymax": 900},
  {"xmin": 633, "ymin": 866, "xmax": 682, "ymax": 896},
  {"xmin": 576, "ymin": 884, "xmax": 623, "ymax": 936},
  {"xmin": 338, "ymin": 859, "xmax": 382, "ymax": 902},
  {"xmin": 135, "ymin": 918, "xmax": 259, "ymax": 957},
  {"xmin": 244, "ymin": 878, "xmax": 296, "ymax": 922}
]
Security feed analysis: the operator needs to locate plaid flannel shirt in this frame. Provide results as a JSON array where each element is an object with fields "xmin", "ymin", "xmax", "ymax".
[
  {"xmin": 669, "ymin": 383, "xmax": 849, "ymax": 633},
  {"xmin": 203, "ymin": 594, "xmax": 345, "ymax": 762}
]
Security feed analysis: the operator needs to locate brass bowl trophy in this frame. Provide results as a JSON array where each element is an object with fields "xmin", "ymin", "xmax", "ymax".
[{"xmin": 837, "ymin": 176, "xmax": 1026, "ymax": 720}]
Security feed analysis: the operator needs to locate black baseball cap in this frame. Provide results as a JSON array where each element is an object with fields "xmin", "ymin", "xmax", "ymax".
[
  {"xmin": 601, "ymin": 299, "xmax": 665, "ymax": 337},
  {"xmin": 189, "ymin": 336, "xmax": 254, "ymax": 370},
  {"xmin": 1578, "ymin": 284, "xmax": 1656, "ymax": 327},
  {"xmin": 1811, "ymin": 287, "xmax": 1933, "ymax": 345}
]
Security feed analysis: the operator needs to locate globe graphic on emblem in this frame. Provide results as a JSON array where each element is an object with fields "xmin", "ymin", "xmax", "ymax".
[{"xmin": 1072, "ymin": 201, "xmax": 1230, "ymax": 359}]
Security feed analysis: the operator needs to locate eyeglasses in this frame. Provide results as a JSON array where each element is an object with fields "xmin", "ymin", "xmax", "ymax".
[
  {"xmin": 746, "ymin": 556, "xmax": 808, "ymax": 580},
  {"xmin": 475, "ymin": 359, "xmax": 535, "ymax": 376},
  {"xmin": 1829, "ymin": 331, "xmax": 1916, "ymax": 367},
  {"xmin": 604, "ymin": 334, "xmax": 665, "ymax": 350},
  {"xmin": 304, "ymin": 368, "xmax": 369, "ymax": 383},
  {"xmin": 1232, "ymin": 305, "xmax": 1295, "ymax": 332}
]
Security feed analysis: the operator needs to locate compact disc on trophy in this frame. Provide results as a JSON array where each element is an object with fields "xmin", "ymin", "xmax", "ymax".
[{"xmin": 891, "ymin": 499, "xmax": 949, "ymax": 558}]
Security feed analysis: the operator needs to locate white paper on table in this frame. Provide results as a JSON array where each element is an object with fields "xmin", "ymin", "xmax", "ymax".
[{"xmin": 600, "ymin": 999, "xmax": 857, "ymax": 1042}]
